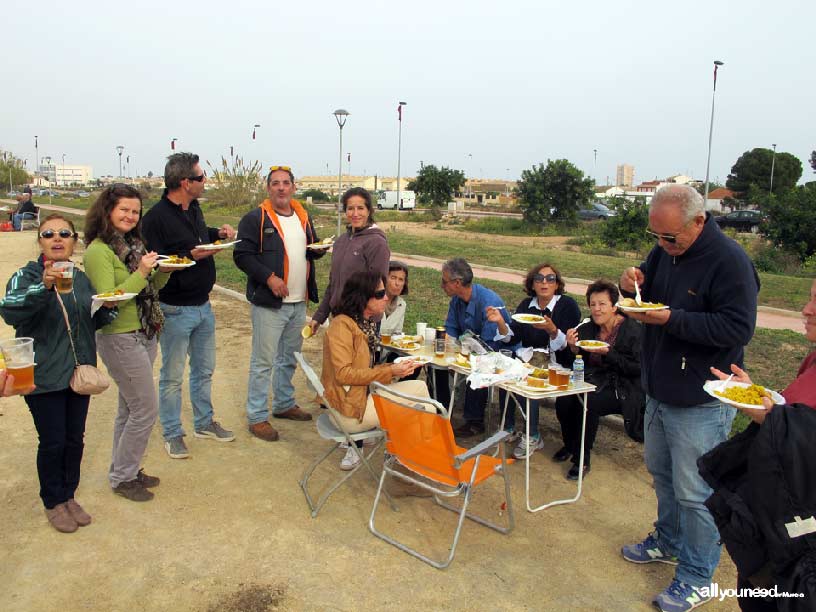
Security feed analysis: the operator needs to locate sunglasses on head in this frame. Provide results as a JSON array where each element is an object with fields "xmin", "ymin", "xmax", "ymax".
[
  {"xmin": 40, "ymin": 229, "xmax": 77, "ymax": 239},
  {"xmin": 533, "ymin": 273, "xmax": 558, "ymax": 283},
  {"xmin": 645, "ymin": 229, "xmax": 679, "ymax": 244},
  {"xmin": 269, "ymin": 165, "xmax": 291, "ymax": 172},
  {"xmin": 373, "ymin": 289, "xmax": 387, "ymax": 299}
]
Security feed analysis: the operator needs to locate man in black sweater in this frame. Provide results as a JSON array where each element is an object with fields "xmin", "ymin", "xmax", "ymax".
[
  {"xmin": 142, "ymin": 153, "xmax": 236, "ymax": 460},
  {"xmin": 619, "ymin": 184, "xmax": 760, "ymax": 612}
]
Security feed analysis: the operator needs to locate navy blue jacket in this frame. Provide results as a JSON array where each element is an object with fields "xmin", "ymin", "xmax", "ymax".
[{"xmin": 631, "ymin": 214, "xmax": 760, "ymax": 406}]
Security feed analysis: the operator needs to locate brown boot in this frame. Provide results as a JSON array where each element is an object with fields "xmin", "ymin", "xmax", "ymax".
[
  {"xmin": 64, "ymin": 499, "xmax": 92, "ymax": 526},
  {"xmin": 249, "ymin": 421, "xmax": 279, "ymax": 441},
  {"xmin": 45, "ymin": 503, "xmax": 78, "ymax": 533},
  {"xmin": 272, "ymin": 405, "xmax": 313, "ymax": 421}
]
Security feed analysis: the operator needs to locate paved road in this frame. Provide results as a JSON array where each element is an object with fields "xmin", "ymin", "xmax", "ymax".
[{"xmin": 393, "ymin": 252, "xmax": 805, "ymax": 335}]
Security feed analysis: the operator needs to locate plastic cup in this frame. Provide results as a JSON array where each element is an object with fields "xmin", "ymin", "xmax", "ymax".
[
  {"xmin": 381, "ymin": 333, "xmax": 392, "ymax": 345},
  {"xmin": 416, "ymin": 322, "xmax": 427, "ymax": 338},
  {"xmin": 52, "ymin": 261, "xmax": 75, "ymax": 294},
  {"xmin": 301, "ymin": 324, "xmax": 313, "ymax": 339},
  {"xmin": 1, "ymin": 338, "xmax": 35, "ymax": 392},
  {"xmin": 424, "ymin": 328, "xmax": 436, "ymax": 345}
]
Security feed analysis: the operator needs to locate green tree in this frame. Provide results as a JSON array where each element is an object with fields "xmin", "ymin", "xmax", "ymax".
[
  {"xmin": 516, "ymin": 159, "xmax": 594, "ymax": 223},
  {"xmin": 726, "ymin": 148, "xmax": 802, "ymax": 196},
  {"xmin": 0, "ymin": 150, "xmax": 32, "ymax": 191},
  {"xmin": 810, "ymin": 150, "xmax": 815, "ymax": 174},
  {"xmin": 755, "ymin": 184, "xmax": 816, "ymax": 261},
  {"xmin": 599, "ymin": 196, "xmax": 651, "ymax": 252},
  {"xmin": 407, "ymin": 164, "xmax": 465, "ymax": 212},
  {"xmin": 205, "ymin": 155, "xmax": 264, "ymax": 210},
  {"xmin": 299, "ymin": 188, "xmax": 330, "ymax": 202}
]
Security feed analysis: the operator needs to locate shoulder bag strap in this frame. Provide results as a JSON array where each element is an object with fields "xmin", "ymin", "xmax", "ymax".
[{"xmin": 53, "ymin": 289, "xmax": 80, "ymax": 368}]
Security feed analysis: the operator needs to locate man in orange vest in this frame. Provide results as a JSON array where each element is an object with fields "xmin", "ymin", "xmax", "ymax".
[{"xmin": 234, "ymin": 166, "xmax": 325, "ymax": 441}]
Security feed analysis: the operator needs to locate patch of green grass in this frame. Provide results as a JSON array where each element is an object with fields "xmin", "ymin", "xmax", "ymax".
[{"xmin": 454, "ymin": 216, "xmax": 582, "ymax": 237}]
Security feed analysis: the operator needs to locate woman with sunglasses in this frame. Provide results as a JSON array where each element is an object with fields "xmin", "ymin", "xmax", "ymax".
[
  {"xmin": 0, "ymin": 214, "xmax": 117, "ymax": 533},
  {"xmin": 83, "ymin": 184, "xmax": 173, "ymax": 503},
  {"xmin": 487, "ymin": 262, "xmax": 581, "ymax": 459},
  {"xmin": 320, "ymin": 270, "xmax": 425, "ymax": 470},
  {"xmin": 308, "ymin": 187, "xmax": 390, "ymax": 335}
]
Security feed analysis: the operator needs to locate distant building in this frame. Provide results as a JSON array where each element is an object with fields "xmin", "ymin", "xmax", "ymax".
[
  {"xmin": 297, "ymin": 175, "xmax": 413, "ymax": 197},
  {"xmin": 616, "ymin": 164, "xmax": 634, "ymax": 187},
  {"xmin": 38, "ymin": 162, "xmax": 94, "ymax": 187},
  {"xmin": 705, "ymin": 187, "xmax": 736, "ymax": 212}
]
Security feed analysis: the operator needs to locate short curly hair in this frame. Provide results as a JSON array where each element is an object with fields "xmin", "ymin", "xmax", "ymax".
[
  {"xmin": 585, "ymin": 279, "xmax": 619, "ymax": 306},
  {"xmin": 523, "ymin": 263, "xmax": 565, "ymax": 296}
]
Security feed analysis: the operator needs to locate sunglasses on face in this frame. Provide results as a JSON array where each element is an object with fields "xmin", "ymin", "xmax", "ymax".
[
  {"xmin": 40, "ymin": 229, "xmax": 77, "ymax": 239},
  {"xmin": 534, "ymin": 273, "xmax": 558, "ymax": 283},
  {"xmin": 372, "ymin": 289, "xmax": 387, "ymax": 299},
  {"xmin": 269, "ymin": 165, "xmax": 291, "ymax": 172},
  {"xmin": 645, "ymin": 229, "xmax": 679, "ymax": 244},
  {"xmin": 187, "ymin": 173, "xmax": 206, "ymax": 182}
]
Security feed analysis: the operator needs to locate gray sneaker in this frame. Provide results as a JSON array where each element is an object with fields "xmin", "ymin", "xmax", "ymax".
[
  {"xmin": 165, "ymin": 436, "xmax": 190, "ymax": 459},
  {"xmin": 194, "ymin": 420, "xmax": 235, "ymax": 442}
]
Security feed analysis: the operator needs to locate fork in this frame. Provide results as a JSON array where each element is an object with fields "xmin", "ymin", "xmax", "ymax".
[{"xmin": 634, "ymin": 278, "xmax": 643, "ymax": 306}]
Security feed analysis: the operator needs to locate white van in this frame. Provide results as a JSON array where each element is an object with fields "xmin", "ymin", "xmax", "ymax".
[{"xmin": 377, "ymin": 190, "xmax": 416, "ymax": 210}]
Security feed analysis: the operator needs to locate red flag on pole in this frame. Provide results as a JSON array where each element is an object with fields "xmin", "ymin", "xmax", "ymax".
[
  {"xmin": 171, "ymin": 140, "xmax": 175, "ymax": 150},
  {"xmin": 347, "ymin": 153, "xmax": 351, "ymax": 162},
  {"xmin": 252, "ymin": 128, "xmax": 256, "ymax": 140},
  {"xmin": 397, "ymin": 104, "xmax": 402, "ymax": 121},
  {"xmin": 230, "ymin": 146, "xmax": 234, "ymax": 157}
]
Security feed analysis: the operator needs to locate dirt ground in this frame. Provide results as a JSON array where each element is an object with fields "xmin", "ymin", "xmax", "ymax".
[{"xmin": 0, "ymin": 230, "xmax": 739, "ymax": 611}]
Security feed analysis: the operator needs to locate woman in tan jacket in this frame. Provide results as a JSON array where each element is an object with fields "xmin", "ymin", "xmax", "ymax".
[{"xmin": 321, "ymin": 269, "xmax": 427, "ymax": 470}]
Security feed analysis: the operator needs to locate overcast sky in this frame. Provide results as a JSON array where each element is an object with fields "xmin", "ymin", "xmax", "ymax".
[{"xmin": 3, "ymin": 0, "xmax": 814, "ymax": 186}]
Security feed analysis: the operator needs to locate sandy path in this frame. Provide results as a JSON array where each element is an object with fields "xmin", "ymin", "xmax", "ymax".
[{"xmin": 0, "ymin": 230, "xmax": 738, "ymax": 611}]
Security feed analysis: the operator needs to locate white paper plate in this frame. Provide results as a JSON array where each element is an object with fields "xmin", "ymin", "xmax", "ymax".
[
  {"xmin": 576, "ymin": 340, "xmax": 609, "ymax": 351},
  {"xmin": 445, "ymin": 356, "xmax": 472, "ymax": 369},
  {"xmin": 511, "ymin": 313, "xmax": 546, "ymax": 324},
  {"xmin": 395, "ymin": 355, "xmax": 431, "ymax": 365},
  {"xmin": 703, "ymin": 380, "xmax": 785, "ymax": 410},
  {"xmin": 513, "ymin": 381, "xmax": 558, "ymax": 393},
  {"xmin": 616, "ymin": 302, "xmax": 669, "ymax": 313},
  {"xmin": 159, "ymin": 261, "xmax": 196, "ymax": 269},
  {"xmin": 390, "ymin": 342, "xmax": 421, "ymax": 351},
  {"xmin": 92, "ymin": 292, "xmax": 138, "ymax": 302},
  {"xmin": 198, "ymin": 239, "xmax": 241, "ymax": 250}
]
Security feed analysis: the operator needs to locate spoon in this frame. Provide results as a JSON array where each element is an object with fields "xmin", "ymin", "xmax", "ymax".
[
  {"xmin": 634, "ymin": 278, "xmax": 643, "ymax": 306},
  {"xmin": 574, "ymin": 318, "xmax": 591, "ymax": 330}
]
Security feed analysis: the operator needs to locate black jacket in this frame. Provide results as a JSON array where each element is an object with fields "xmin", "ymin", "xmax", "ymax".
[
  {"xmin": 510, "ymin": 294, "xmax": 582, "ymax": 368},
  {"xmin": 141, "ymin": 193, "xmax": 221, "ymax": 306},
  {"xmin": 629, "ymin": 214, "xmax": 760, "ymax": 406},
  {"xmin": 576, "ymin": 316, "xmax": 645, "ymax": 441},
  {"xmin": 233, "ymin": 204, "xmax": 324, "ymax": 308},
  {"xmin": 698, "ymin": 403, "xmax": 816, "ymax": 610}
]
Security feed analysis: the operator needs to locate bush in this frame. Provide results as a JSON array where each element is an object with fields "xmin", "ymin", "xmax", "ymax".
[
  {"xmin": 299, "ymin": 189, "xmax": 330, "ymax": 202},
  {"xmin": 756, "ymin": 184, "xmax": 816, "ymax": 261},
  {"xmin": 751, "ymin": 241, "xmax": 803, "ymax": 274},
  {"xmin": 599, "ymin": 197, "xmax": 651, "ymax": 252}
]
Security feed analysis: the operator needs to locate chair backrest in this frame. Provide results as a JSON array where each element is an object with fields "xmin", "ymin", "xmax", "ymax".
[
  {"xmin": 371, "ymin": 383, "xmax": 462, "ymax": 485},
  {"xmin": 294, "ymin": 351, "xmax": 325, "ymax": 397}
]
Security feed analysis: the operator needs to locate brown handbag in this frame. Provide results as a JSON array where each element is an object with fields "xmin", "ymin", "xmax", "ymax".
[{"xmin": 54, "ymin": 289, "xmax": 110, "ymax": 395}]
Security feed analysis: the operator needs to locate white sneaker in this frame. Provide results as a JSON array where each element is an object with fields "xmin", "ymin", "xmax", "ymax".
[
  {"xmin": 513, "ymin": 435, "xmax": 544, "ymax": 459},
  {"xmin": 340, "ymin": 446, "xmax": 362, "ymax": 471}
]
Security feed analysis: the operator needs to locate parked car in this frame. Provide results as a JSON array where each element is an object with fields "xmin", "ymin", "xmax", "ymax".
[
  {"xmin": 76, "ymin": 190, "xmax": 91, "ymax": 198},
  {"xmin": 5, "ymin": 191, "xmax": 17, "ymax": 198},
  {"xmin": 714, "ymin": 209, "xmax": 766, "ymax": 233},
  {"xmin": 578, "ymin": 202, "xmax": 616, "ymax": 220}
]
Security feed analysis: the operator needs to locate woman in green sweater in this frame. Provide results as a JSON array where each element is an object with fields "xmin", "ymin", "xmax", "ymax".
[{"xmin": 84, "ymin": 184, "xmax": 173, "ymax": 502}]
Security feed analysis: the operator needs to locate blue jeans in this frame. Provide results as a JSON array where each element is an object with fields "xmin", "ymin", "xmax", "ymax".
[
  {"xmin": 158, "ymin": 302, "xmax": 216, "ymax": 440},
  {"xmin": 644, "ymin": 395, "xmax": 736, "ymax": 588},
  {"xmin": 13, "ymin": 212, "xmax": 36, "ymax": 231},
  {"xmin": 246, "ymin": 302, "xmax": 305, "ymax": 424}
]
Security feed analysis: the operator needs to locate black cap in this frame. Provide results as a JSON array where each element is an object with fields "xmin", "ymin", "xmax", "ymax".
[{"xmin": 22, "ymin": 186, "xmax": 32, "ymax": 194}]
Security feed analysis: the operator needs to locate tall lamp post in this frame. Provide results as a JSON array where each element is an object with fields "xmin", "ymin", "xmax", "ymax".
[
  {"xmin": 769, "ymin": 143, "xmax": 777, "ymax": 195},
  {"xmin": 252, "ymin": 124, "xmax": 260, "ymax": 141},
  {"xmin": 703, "ymin": 60, "xmax": 724, "ymax": 204},
  {"xmin": 35, "ymin": 136, "xmax": 39, "ymax": 178},
  {"xmin": 396, "ymin": 101, "xmax": 407, "ymax": 210},
  {"xmin": 116, "ymin": 145, "xmax": 125, "ymax": 178},
  {"xmin": 333, "ymin": 109, "xmax": 350, "ymax": 237},
  {"xmin": 61, "ymin": 154, "xmax": 66, "ymax": 188},
  {"xmin": 593, "ymin": 148, "xmax": 598, "ymax": 183}
]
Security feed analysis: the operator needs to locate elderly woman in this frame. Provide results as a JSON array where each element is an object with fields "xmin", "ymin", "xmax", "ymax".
[
  {"xmin": 381, "ymin": 260, "xmax": 409, "ymax": 336},
  {"xmin": 487, "ymin": 262, "xmax": 581, "ymax": 458},
  {"xmin": 557, "ymin": 280, "xmax": 643, "ymax": 480},
  {"xmin": 309, "ymin": 187, "xmax": 390, "ymax": 334},
  {"xmin": 0, "ymin": 214, "xmax": 116, "ymax": 532},
  {"xmin": 84, "ymin": 184, "xmax": 172, "ymax": 503},
  {"xmin": 321, "ymin": 269, "xmax": 425, "ymax": 470}
]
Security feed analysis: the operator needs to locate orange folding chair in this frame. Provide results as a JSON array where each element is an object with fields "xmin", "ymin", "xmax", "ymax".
[{"xmin": 369, "ymin": 382, "xmax": 515, "ymax": 569}]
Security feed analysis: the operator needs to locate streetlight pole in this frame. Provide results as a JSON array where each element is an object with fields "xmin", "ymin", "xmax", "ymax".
[
  {"xmin": 252, "ymin": 124, "xmax": 260, "ymax": 141},
  {"xmin": 116, "ymin": 145, "xmax": 124, "ymax": 178},
  {"xmin": 396, "ymin": 101, "xmax": 406, "ymax": 210},
  {"xmin": 35, "ymin": 136, "xmax": 39, "ymax": 178},
  {"xmin": 593, "ymin": 149, "xmax": 598, "ymax": 183},
  {"xmin": 333, "ymin": 109, "xmax": 350, "ymax": 237},
  {"xmin": 769, "ymin": 143, "xmax": 777, "ymax": 195},
  {"xmin": 703, "ymin": 60, "xmax": 724, "ymax": 204},
  {"xmin": 61, "ymin": 154, "xmax": 66, "ymax": 188}
]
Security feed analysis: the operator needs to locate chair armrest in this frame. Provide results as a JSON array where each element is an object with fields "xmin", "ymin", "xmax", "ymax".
[{"xmin": 454, "ymin": 430, "xmax": 510, "ymax": 467}]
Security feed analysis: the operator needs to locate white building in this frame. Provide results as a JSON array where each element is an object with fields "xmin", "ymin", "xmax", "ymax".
[{"xmin": 38, "ymin": 163, "xmax": 94, "ymax": 187}]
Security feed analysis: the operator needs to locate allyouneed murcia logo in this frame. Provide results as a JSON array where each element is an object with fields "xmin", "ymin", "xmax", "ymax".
[{"xmin": 699, "ymin": 583, "xmax": 804, "ymax": 602}]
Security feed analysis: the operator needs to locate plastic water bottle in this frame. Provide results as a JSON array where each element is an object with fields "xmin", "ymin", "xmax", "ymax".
[{"xmin": 572, "ymin": 355, "xmax": 585, "ymax": 385}]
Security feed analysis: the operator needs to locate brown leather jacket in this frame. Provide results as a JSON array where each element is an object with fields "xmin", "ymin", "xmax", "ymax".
[{"xmin": 320, "ymin": 315, "xmax": 394, "ymax": 421}]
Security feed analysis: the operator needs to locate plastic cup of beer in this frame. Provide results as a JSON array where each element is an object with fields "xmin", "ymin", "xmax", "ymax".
[
  {"xmin": 52, "ymin": 261, "xmax": 75, "ymax": 294},
  {"xmin": 556, "ymin": 368, "xmax": 570, "ymax": 390},
  {"xmin": 0, "ymin": 337, "xmax": 35, "ymax": 393},
  {"xmin": 548, "ymin": 364, "xmax": 560, "ymax": 384},
  {"xmin": 381, "ymin": 333, "xmax": 392, "ymax": 345}
]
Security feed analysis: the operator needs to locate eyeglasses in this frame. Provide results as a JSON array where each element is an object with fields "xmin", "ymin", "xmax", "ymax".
[
  {"xmin": 533, "ymin": 273, "xmax": 558, "ymax": 283},
  {"xmin": 187, "ymin": 174, "xmax": 206, "ymax": 183},
  {"xmin": 39, "ymin": 229, "xmax": 77, "ymax": 239},
  {"xmin": 373, "ymin": 289, "xmax": 387, "ymax": 299},
  {"xmin": 269, "ymin": 165, "xmax": 291, "ymax": 172},
  {"xmin": 645, "ymin": 229, "xmax": 680, "ymax": 244}
]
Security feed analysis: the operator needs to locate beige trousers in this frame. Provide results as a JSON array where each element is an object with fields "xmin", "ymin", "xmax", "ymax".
[{"xmin": 333, "ymin": 380, "xmax": 432, "ymax": 434}]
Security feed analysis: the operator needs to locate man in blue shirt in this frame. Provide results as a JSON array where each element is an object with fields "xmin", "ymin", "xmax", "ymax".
[{"xmin": 437, "ymin": 258, "xmax": 511, "ymax": 437}]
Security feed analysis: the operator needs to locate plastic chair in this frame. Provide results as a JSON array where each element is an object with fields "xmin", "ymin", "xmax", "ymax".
[
  {"xmin": 294, "ymin": 352, "xmax": 396, "ymax": 518},
  {"xmin": 369, "ymin": 382, "xmax": 515, "ymax": 569},
  {"xmin": 18, "ymin": 207, "xmax": 40, "ymax": 231}
]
